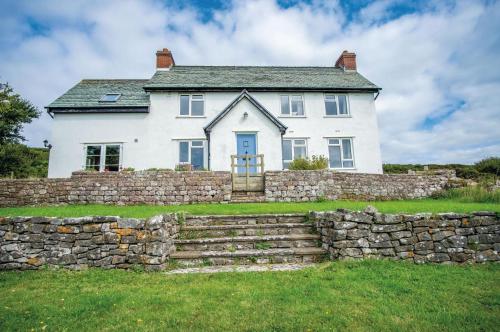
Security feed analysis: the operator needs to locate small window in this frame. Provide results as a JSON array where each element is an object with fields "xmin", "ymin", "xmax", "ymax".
[
  {"xmin": 280, "ymin": 95, "xmax": 304, "ymax": 116},
  {"xmin": 85, "ymin": 144, "xmax": 122, "ymax": 171},
  {"xmin": 179, "ymin": 94, "xmax": 204, "ymax": 116},
  {"xmin": 100, "ymin": 93, "xmax": 121, "ymax": 102},
  {"xmin": 325, "ymin": 95, "xmax": 349, "ymax": 116},
  {"xmin": 282, "ymin": 139, "xmax": 308, "ymax": 169},
  {"xmin": 328, "ymin": 138, "xmax": 354, "ymax": 169},
  {"xmin": 178, "ymin": 140, "xmax": 205, "ymax": 170}
]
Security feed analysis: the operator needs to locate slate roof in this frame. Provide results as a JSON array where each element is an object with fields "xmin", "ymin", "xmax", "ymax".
[
  {"xmin": 47, "ymin": 79, "xmax": 149, "ymax": 112},
  {"xmin": 144, "ymin": 66, "xmax": 380, "ymax": 91}
]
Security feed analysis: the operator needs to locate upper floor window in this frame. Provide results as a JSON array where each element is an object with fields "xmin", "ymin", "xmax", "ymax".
[
  {"xmin": 85, "ymin": 144, "xmax": 122, "ymax": 172},
  {"xmin": 325, "ymin": 95, "xmax": 349, "ymax": 116},
  {"xmin": 179, "ymin": 140, "xmax": 205, "ymax": 170},
  {"xmin": 180, "ymin": 94, "xmax": 204, "ymax": 116},
  {"xmin": 328, "ymin": 138, "xmax": 354, "ymax": 169},
  {"xmin": 282, "ymin": 138, "xmax": 308, "ymax": 169},
  {"xmin": 100, "ymin": 93, "xmax": 121, "ymax": 102},
  {"xmin": 280, "ymin": 95, "xmax": 304, "ymax": 116}
]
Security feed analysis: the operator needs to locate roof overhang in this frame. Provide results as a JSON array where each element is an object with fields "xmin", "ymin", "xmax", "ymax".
[
  {"xmin": 204, "ymin": 90, "xmax": 287, "ymax": 135},
  {"xmin": 46, "ymin": 106, "xmax": 149, "ymax": 114}
]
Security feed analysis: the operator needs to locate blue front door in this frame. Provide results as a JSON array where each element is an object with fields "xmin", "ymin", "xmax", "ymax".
[{"xmin": 236, "ymin": 133, "xmax": 257, "ymax": 174}]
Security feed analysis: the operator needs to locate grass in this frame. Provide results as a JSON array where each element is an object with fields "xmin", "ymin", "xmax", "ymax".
[
  {"xmin": 0, "ymin": 260, "xmax": 498, "ymax": 331},
  {"xmin": 433, "ymin": 187, "xmax": 500, "ymax": 203},
  {"xmin": 0, "ymin": 199, "xmax": 498, "ymax": 218}
]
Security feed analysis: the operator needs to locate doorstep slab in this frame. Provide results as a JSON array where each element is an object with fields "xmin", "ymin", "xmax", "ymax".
[{"xmin": 165, "ymin": 263, "xmax": 316, "ymax": 274}]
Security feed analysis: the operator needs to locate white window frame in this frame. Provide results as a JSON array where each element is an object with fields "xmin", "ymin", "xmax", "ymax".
[
  {"xmin": 179, "ymin": 94, "xmax": 205, "ymax": 117},
  {"xmin": 282, "ymin": 138, "xmax": 308, "ymax": 169},
  {"xmin": 324, "ymin": 94, "xmax": 350, "ymax": 117},
  {"xmin": 178, "ymin": 140, "xmax": 206, "ymax": 169},
  {"xmin": 99, "ymin": 93, "xmax": 121, "ymax": 102},
  {"xmin": 83, "ymin": 143, "xmax": 123, "ymax": 172},
  {"xmin": 327, "ymin": 137, "xmax": 355, "ymax": 169},
  {"xmin": 280, "ymin": 94, "xmax": 305, "ymax": 117}
]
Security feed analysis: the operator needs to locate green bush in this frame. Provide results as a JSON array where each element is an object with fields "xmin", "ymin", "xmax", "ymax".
[
  {"xmin": 288, "ymin": 155, "xmax": 328, "ymax": 170},
  {"xmin": 432, "ymin": 186, "xmax": 500, "ymax": 204},
  {"xmin": 0, "ymin": 144, "xmax": 48, "ymax": 178},
  {"xmin": 121, "ymin": 167, "xmax": 135, "ymax": 172},
  {"xmin": 475, "ymin": 157, "xmax": 500, "ymax": 176}
]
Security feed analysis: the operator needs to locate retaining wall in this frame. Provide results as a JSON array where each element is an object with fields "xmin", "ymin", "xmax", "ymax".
[
  {"xmin": 0, "ymin": 214, "xmax": 178, "ymax": 270},
  {"xmin": 0, "ymin": 170, "xmax": 459, "ymax": 207},
  {"xmin": 312, "ymin": 209, "xmax": 499, "ymax": 263},
  {"xmin": 265, "ymin": 170, "xmax": 456, "ymax": 201}
]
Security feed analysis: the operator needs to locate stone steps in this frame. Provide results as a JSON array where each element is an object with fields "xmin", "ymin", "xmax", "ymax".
[
  {"xmin": 230, "ymin": 191, "xmax": 266, "ymax": 203},
  {"xmin": 170, "ymin": 247, "xmax": 327, "ymax": 266},
  {"xmin": 171, "ymin": 213, "xmax": 325, "ymax": 268},
  {"xmin": 175, "ymin": 234, "xmax": 320, "ymax": 251},
  {"xmin": 178, "ymin": 223, "xmax": 315, "ymax": 238},
  {"xmin": 184, "ymin": 214, "xmax": 307, "ymax": 226}
]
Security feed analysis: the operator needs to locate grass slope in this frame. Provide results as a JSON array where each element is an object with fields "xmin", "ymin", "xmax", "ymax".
[
  {"xmin": 0, "ymin": 199, "xmax": 498, "ymax": 218},
  {"xmin": 0, "ymin": 260, "xmax": 498, "ymax": 331}
]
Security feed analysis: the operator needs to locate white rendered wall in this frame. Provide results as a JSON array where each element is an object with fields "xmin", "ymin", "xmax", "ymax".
[{"xmin": 47, "ymin": 90, "xmax": 382, "ymax": 178}]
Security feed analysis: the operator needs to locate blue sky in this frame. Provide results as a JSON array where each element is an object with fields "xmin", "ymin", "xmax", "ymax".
[{"xmin": 0, "ymin": 0, "xmax": 499, "ymax": 164}]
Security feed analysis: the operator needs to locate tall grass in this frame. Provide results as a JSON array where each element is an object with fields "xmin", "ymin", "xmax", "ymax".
[{"xmin": 434, "ymin": 186, "xmax": 500, "ymax": 203}]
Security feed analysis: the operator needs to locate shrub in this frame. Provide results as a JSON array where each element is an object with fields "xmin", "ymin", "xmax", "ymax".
[
  {"xmin": 475, "ymin": 157, "xmax": 500, "ymax": 176},
  {"xmin": 121, "ymin": 167, "xmax": 135, "ymax": 172},
  {"xmin": 432, "ymin": 186, "xmax": 500, "ymax": 203},
  {"xmin": 288, "ymin": 155, "xmax": 328, "ymax": 170}
]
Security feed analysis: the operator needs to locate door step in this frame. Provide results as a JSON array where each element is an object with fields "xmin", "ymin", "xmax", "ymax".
[
  {"xmin": 166, "ymin": 263, "xmax": 316, "ymax": 274},
  {"xmin": 184, "ymin": 213, "xmax": 307, "ymax": 226},
  {"xmin": 178, "ymin": 223, "xmax": 315, "ymax": 238}
]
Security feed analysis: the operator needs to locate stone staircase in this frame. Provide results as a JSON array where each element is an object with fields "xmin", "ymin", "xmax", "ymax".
[
  {"xmin": 230, "ymin": 191, "xmax": 266, "ymax": 203},
  {"xmin": 170, "ymin": 214, "xmax": 327, "ymax": 267}
]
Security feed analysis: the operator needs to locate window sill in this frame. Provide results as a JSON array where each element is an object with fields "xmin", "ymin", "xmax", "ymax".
[
  {"xmin": 278, "ymin": 115, "xmax": 307, "ymax": 118},
  {"xmin": 324, "ymin": 115, "xmax": 351, "ymax": 118},
  {"xmin": 176, "ymin": 116, "xmax": 207, "ymax": 118},
  {"xmin": 329, "ymin": 168, "xmax": 357, "ymax": 171}
]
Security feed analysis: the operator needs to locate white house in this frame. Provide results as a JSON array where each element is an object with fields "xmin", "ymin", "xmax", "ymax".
[{"xmin": 46, "ymin": 48, "xmax": 383, "ymax": 178}]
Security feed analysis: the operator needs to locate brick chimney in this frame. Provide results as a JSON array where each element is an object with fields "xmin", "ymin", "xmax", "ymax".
[
  {"xmin": 156, "ymin": 48, "xmax": 175, "ymax": 70},
  {"xmin": 335, "ymin": 50, "xmax": 356, "ymax": 71}
]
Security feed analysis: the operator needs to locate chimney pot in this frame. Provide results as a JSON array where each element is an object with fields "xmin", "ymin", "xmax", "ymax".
[
  {"xmin": 156, "ymin": 48, "xmax": 175, "ymax": 69},
  {"xmin": 335, "ymin": 50, "xmax": 356, "ymax": 71}
]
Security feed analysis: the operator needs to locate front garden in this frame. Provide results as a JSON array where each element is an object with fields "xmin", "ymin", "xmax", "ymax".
[{"xmin": 0, "ymin": 260, "xmax": 498, "ymax": 331}]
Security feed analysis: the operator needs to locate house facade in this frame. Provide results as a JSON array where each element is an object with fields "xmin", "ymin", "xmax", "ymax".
[{"xmin": 46, "ymin": 49, "xmax": 382, "ymax": 178}]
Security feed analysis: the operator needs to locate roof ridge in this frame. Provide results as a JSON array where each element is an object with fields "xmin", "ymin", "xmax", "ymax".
[
  {"xmin": 80, "ymin": 79, "xmax": 149, "ymax": 83},
  {"xmin": 171, "ymin": 65, "xmax": 341, "ymax": 69}
]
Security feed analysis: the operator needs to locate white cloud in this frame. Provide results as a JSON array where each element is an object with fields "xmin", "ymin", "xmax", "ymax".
[{"xmin": 0, "ymin": 0, "xmax": 498, "ymax": 164}]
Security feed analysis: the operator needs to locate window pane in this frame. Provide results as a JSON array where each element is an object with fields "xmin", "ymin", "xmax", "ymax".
[
  {"xmin": 191, "ymin": 147, "xmax": 204, "ymax": 170},
  {"xmin": 282, "ymin": 140, "xmax": 292, "ymax": 161},
  {"xmin": 179, "ymin": 142, "xmax": 189, "ymax": 163},
  {"xmin": 291, "ymin": 96, "xmax": 304, "ymax": 116},
  {"xmin": 105, "ymin": 145, "xmax": 120, "ymax": 155},
  {"xmin": 342, "ymin": 139, "xmax": 352, "ymax": 159},
  {"xmin": 338, "ymin": 95, "xmax": 348, "ymax": 115},
  {"xmin": 191, "ymin": 140, "xmax": 203, "ymax": 147},
  {"xmin": 343, "ymin": 160, "xmax": 354, "ymax": 168},
  {"xmin": 294, "ymin": 139, "xmax": 306, "ymax": 145},
  {"xmin": 191, "ymin": 95, "xmax": 203, "ymax": 100},
  {"xmin": 328, "ymin": 146, "xmax": 342, "ymax": 168},
  {"xmin": 329, "ymin": 139, "xmax": 340, "ymax": 145},
  {"xmin": 180, "ymin": 95, "xmax": 189, "ymax": 115},
  {"xmin": 86, "ymin": 145, "xmax": 101, "ymax": 170},
  {"xmin": 325, "ymin": 98, "xmax": 338, "ymax": 116},
  {"xmin": 283, "ymin": 161, "xmax": 291, "ymax": 169},
  {"xmin": 280, "ymin": 96, "xmax": 290, "ymax": 115},
  {"xmin": 104, "ymin": 145, "xmax": 120, "ymax": 172},
  {"xmin": 100, "ymin": 94, "xmax": 120, "ymax": 102},
  {"xmin": 191, "ymin": 100, "xmax": 204, "ymax": 116},
  {"xmin": 294, "ymin": 146, "xmax": 307, "ymax": 159}
]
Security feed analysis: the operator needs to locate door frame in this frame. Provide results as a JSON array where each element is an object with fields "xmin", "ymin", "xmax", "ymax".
[{"xmin": 235, "ymin": 132, "xmax": 258, "ymax": 174}]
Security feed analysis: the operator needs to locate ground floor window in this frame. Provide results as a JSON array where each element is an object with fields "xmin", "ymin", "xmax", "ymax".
[
  {"xmin": 282, "ymin": 138, "xmax": 308, "ymax": 169},
  {"xmin": 179, "ymin": 140, "xmax": 205, "ymax": 170},
  {"xmin": 85, "ymin": 144, "xmax": 122, "ymax": 172},
  {"xmin": 328, "ymin": 138, "xmax": 354, "ymax": 169}
]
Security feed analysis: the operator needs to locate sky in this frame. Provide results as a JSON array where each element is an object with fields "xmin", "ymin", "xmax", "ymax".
[{"xmin": 0, "ymin": 0, "xmax": 499, "ymax": 164}]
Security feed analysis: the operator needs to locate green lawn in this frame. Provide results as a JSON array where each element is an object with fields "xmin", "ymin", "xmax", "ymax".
[
  {"xmin": 0, "ymin": 260, "xmax": 498, "ymax": 331},
  {"xmin": 0, "ymin": 199, "xmax": 498, "ymax": 218}
]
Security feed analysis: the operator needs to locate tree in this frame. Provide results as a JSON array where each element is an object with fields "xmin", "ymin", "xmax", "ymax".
[
  {"xmin": 0, "ymin": 144, "xmax": 48, "ymax": 178},
  {"xmin": 0, "ymin": 83, "xmax": 40, "ymax": 144},
  {"xmin": 475, "ymin": 157, "xmax": 500, "ymax": 176}
]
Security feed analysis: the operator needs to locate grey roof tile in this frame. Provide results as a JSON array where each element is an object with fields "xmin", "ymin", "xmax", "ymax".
[
  {"xmin": 144, "ymin": 66, "xmax": 380, "ymax": 91},
  {"xmin": 47, "ymin": 79, "xmax": 150, "ymax": 109}
]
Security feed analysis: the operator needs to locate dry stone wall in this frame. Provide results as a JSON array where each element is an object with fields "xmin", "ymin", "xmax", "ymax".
[
  {"xmin": 0, "ymin": 178, "xmax": 72, "ymax": 207},
  {"xmin": 0, "ymin": 214, "xmax": 178, "ymax": 271},
  {"xmin": 312, "ymin": 209, "xmax": 499, "ymax": 263},
  {"xmin": 265, "ymin": 170, "xmax": 457, "ymax": 201}
]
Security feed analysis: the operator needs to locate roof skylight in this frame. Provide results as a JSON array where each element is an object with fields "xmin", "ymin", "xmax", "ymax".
[{"xmin": 100, "ymin": 93, "xmax": 121, "ymax": 102}]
